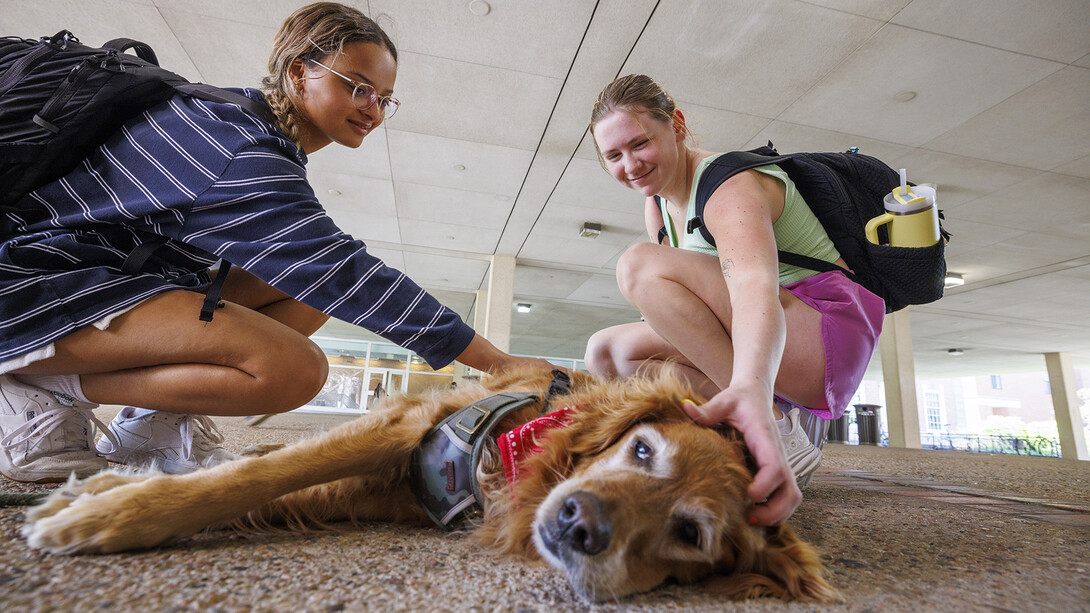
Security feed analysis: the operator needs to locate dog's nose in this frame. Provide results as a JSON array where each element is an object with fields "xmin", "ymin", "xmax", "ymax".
[{"xmin": 556, "ymin": 491, "xmax": 611, "ymax": 555}]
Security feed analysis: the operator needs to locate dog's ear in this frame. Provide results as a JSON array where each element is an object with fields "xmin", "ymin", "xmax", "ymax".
[{"xmin": 702, "ymin": 524, "xmax": 841, "ymax": 603}]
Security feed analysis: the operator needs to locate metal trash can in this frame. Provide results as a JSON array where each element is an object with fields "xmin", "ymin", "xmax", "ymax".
[
  {"xmin": 854, "ymin": 404, "xmax": 881, "ymax": 445},
  {"xmin": 826, "ymin": 413, "xmax": 850, "ymax": 443}
]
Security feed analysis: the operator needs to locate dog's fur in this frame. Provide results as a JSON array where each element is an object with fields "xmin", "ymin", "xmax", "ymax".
[{"xmin": 24, "ymin": 367, "xmax": 838, "ymax": 603}]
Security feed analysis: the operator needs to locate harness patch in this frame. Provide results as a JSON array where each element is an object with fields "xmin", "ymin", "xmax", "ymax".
[
  {"xmin": 444, "ymin": 460, "xmax": 456, "ymax": 492},
  {"xmin": 408, "ymin": 370, "xmax": 571, "ymax": 530}
]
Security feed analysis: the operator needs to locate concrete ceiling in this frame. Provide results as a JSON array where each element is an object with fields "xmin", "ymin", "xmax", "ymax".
[{"xmin": 5, "ymin": 0, "xmax": 1089, "ymax": 380}]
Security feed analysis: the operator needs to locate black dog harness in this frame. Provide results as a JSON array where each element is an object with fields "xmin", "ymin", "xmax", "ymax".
[{"xmin": 409, "ymin": 370, "xmax": 570, "ymax": 530}]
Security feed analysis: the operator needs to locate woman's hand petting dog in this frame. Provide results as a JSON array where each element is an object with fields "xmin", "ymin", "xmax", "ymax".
[{"xmin": 682, "ymin": 387, "xmax": 803, "ymax": 527}]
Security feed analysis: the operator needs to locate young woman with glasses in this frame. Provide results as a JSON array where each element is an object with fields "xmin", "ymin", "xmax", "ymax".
[{"xmin": 0, "ymin": 2, "xmax": 553, "ymax": 483}]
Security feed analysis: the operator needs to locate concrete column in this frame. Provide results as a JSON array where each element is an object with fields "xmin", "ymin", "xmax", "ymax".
[
  {"xmin": 452, "ymin": 361, "xmax": 469, "ymax": 382},
  {"xmin": 472, "ymin": 289, "xmax": 488, "ymax": 333},
  {"xmin": 456, "ymin": 289, "xmax": 491, "ymax": 382},
  {"xmin": 1044, "ymin": 352, "xmax": 1088, "ymax": 461},
  {"xmin": 879, "ymin": 310, "xmax": 922, "ymax": 449},
  {"xmin": 482, "ymin": 255, "xmax": 515, "ymax": 353}
]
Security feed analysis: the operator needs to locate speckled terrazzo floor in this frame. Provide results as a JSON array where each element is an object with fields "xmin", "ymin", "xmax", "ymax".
[{"xmin": 2, "ymin": 407, "xmax": 1088, "ymax": 612}]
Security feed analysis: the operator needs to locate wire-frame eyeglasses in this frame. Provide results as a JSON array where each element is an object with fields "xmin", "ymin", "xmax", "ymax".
[{"xmin": 307, "ymin": 58, "xmax": 400, "ymax": 118}]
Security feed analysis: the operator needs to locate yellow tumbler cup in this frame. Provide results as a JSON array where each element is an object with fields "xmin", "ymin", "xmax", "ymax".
[{"xmin": 865, "ymin": 184, "xmax": 939, "ymax": 248}]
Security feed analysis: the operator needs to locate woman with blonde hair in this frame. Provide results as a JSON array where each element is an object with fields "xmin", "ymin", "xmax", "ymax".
[
  {"xmin": 585, "ymin": 74, "xmax": 885, "ymax": 526},
  {"xmin": 0, "ymin": 2, "xmax": 551, "ymax": 483}
]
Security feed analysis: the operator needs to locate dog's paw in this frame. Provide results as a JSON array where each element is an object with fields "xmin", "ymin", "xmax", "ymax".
[
  {"xmin": 25, "ymin": 498, "xmax": 130, "ymax": 554},
  {"xmin": 24, "ymin": 474, "xmax": 182, "ymax": 554},
  {"xmin": 25, "ymin": 470, "xmax": 157, "ymax": 523}
]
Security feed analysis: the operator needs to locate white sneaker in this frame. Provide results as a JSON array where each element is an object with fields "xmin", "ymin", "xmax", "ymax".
[
  {"xmin": 95, "ymin": 408, "xmax": 238, "ymax": 474},
  {"xmin": 0, "ymin": 375, "xmax": 110, "ymax": 482},
  {"xmin": 780, "ymin": 407, "xmax": 823, "ymax": 488}
]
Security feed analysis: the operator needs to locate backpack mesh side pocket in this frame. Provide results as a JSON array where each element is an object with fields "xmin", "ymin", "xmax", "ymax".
[{"xmin": 864, "ymin": 239, "xmax": 946, "ymax": 313}]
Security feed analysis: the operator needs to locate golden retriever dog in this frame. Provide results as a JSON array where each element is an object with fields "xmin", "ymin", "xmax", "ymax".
[{"xmin": 23, "ymin": 367, "xmax": 838, "ymax": 603}]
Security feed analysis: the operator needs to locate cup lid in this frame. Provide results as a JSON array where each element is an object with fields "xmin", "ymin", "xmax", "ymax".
[{"xmin": 884, "ymin": 184, "xmax": 935, "ymax": 213}]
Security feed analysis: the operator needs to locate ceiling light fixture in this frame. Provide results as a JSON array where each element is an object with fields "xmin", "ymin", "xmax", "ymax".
[
  {"xmin": 947, "ymin": 348, "xmax": 964, "ymax": 356},
  {"xmin": 944, "ymin": 272, "xmax": 965, "ymax": 288},
  {"xmin": 579, "ymin": 222, "xmax": 602, "ymax": 238},
  {"xmin": 468, "ymin": 0, "xmax": 491, "ymax": 16},
  {"xmin": 515, "ymin": 303, "xmax": 532, "ymax": 313},
  {"xmin": 893, "ymin": 90, "xmax": 917, "ymax": 102}
]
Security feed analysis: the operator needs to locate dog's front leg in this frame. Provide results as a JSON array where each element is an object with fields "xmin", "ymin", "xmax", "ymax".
[{"xmin": 26, "ymin": 409, "xmax": 425, "ymax": 554}]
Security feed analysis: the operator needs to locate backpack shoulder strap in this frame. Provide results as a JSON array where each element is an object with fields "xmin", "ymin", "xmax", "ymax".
[
  {"xmin": 199, "ymin": 261, "xmax": 231, "ymax": 322},
  {"xmin": 119, "ymin": 236, "xmax": 169, "ymax": 275},
  {"xmin": 653, "ymin": 195, "xmax": 669, "ymax": 245},
  {"xmin": 98, "ymin": 37, "xmax": 274, "ymax": 124},
  {"xmin": 101, "ymin": 37, "xmax": 159, "ymax": 65},
  {"xmin": 688, "ymin": 144, "xmax": 790, "ymax": 247},
  {"xmin": 777, "ymin": 250, "xmax": 863, "ymax": 286},
  {"xmin": 173, "ymin": 83, "xmax": 276, "ymax": 126}
]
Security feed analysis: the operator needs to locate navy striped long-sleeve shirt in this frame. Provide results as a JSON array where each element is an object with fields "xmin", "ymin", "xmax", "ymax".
[{"xmin": 0, "ymin": 89, "xmax": 475, "ymax": 369}]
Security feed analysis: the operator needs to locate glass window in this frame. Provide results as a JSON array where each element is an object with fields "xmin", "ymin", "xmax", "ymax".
[
  {"xmin": 310, "ymin": 363, "xmax": 366, "ymax": 412},
  {"xmin": 408, "ymin": 372, "xmax": 455, "ymax": 394},
  {"xmin": 924, "ymin": 390, "xmax": 942, "ymax": 432},
  {"xmin": 301, "ymin": 338, "xmax": 583, "ymax": 415}
]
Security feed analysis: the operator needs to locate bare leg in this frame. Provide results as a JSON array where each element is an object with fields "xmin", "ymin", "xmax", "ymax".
[
  {"xmin": 12, "ymin": 268, "xmax": 331, "ymax": 416},
  {"xmin": 217, "ymin": 266, "xmax": 329, "ymax": 335},
  {"xmin": 605, "ymin": 242, "xmax": 827, "ymax": 410},
  {"xmin": 585, "ymin": 322, "xmax": 720, "ymax": 399}
]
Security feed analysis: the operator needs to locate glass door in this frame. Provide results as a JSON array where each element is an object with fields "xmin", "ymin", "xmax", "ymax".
[{"xmin": 365, "ymin": 368, "xmax": 405, "ymax": 411}]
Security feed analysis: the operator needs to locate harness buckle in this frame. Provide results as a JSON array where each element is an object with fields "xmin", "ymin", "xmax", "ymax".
[{"xmin": 455, "ymin": 404, "xmax": 491, "ymax": 437}]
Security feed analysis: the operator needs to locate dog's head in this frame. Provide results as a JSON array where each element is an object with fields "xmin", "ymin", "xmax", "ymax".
[{"xmin": 510, "ymin": 372, "xmax": 838, "ymax": 603}]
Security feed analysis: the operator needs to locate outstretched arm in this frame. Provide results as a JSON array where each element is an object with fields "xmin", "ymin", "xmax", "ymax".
[
  {"xmin": 680, "ymin": 170, "xmax": 800, "ymax": 526},
  {"xmin": 184, "ymin": 144, "xmax": 476, "ymax": 370},
  {"xmin": 456, "ymin": 333, "xmax": 559, "ymax": 374}
]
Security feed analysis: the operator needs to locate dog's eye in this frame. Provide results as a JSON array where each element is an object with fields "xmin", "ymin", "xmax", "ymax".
[
  {"xmin": 677, "ymin": 521, "xmax": 701, "ymax": 547},
  {"xmin": 632, "ymin": 439, "xmax": 653, "ymax": 461}
]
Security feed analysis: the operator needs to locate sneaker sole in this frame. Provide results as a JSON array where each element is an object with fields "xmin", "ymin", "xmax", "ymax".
[
  {"xmin": 98, "ymin": 448, "xmax": 198, "ymax": 475},
  {"xmin": 0, "ymin": 457, "xmax": 106, "ymax": 483},
  {"xmin": 0, "ymin": 467, "xmax": 73, "ymax": 483}
]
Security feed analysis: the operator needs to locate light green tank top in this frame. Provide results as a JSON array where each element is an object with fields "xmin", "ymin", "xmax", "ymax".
[{"xmin": 659, "ymin": 155, "xmax": 841, "ymax": 286}]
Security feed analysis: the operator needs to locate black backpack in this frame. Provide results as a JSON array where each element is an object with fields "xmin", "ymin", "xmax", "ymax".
[
  {"xmin": 0, "ymin": 30, "xmax": 274, "ymax": 211},
  {"xmin": 660, "ymin": 143, "xmax": 949, "ymax": 313},
  {"xmin": 0, "ymin": 30, "xmax": 276, "ymax": 320}
]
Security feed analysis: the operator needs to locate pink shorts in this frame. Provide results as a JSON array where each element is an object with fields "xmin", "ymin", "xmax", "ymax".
[{"xmin": 780, "ymin": 270, "xmax": 885, "ymax": 420}]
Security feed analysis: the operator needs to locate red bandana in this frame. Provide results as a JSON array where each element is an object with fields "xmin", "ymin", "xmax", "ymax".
[{"xmin": 498, "ymin": 406, "xmax": 575, "ymax": 487}]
